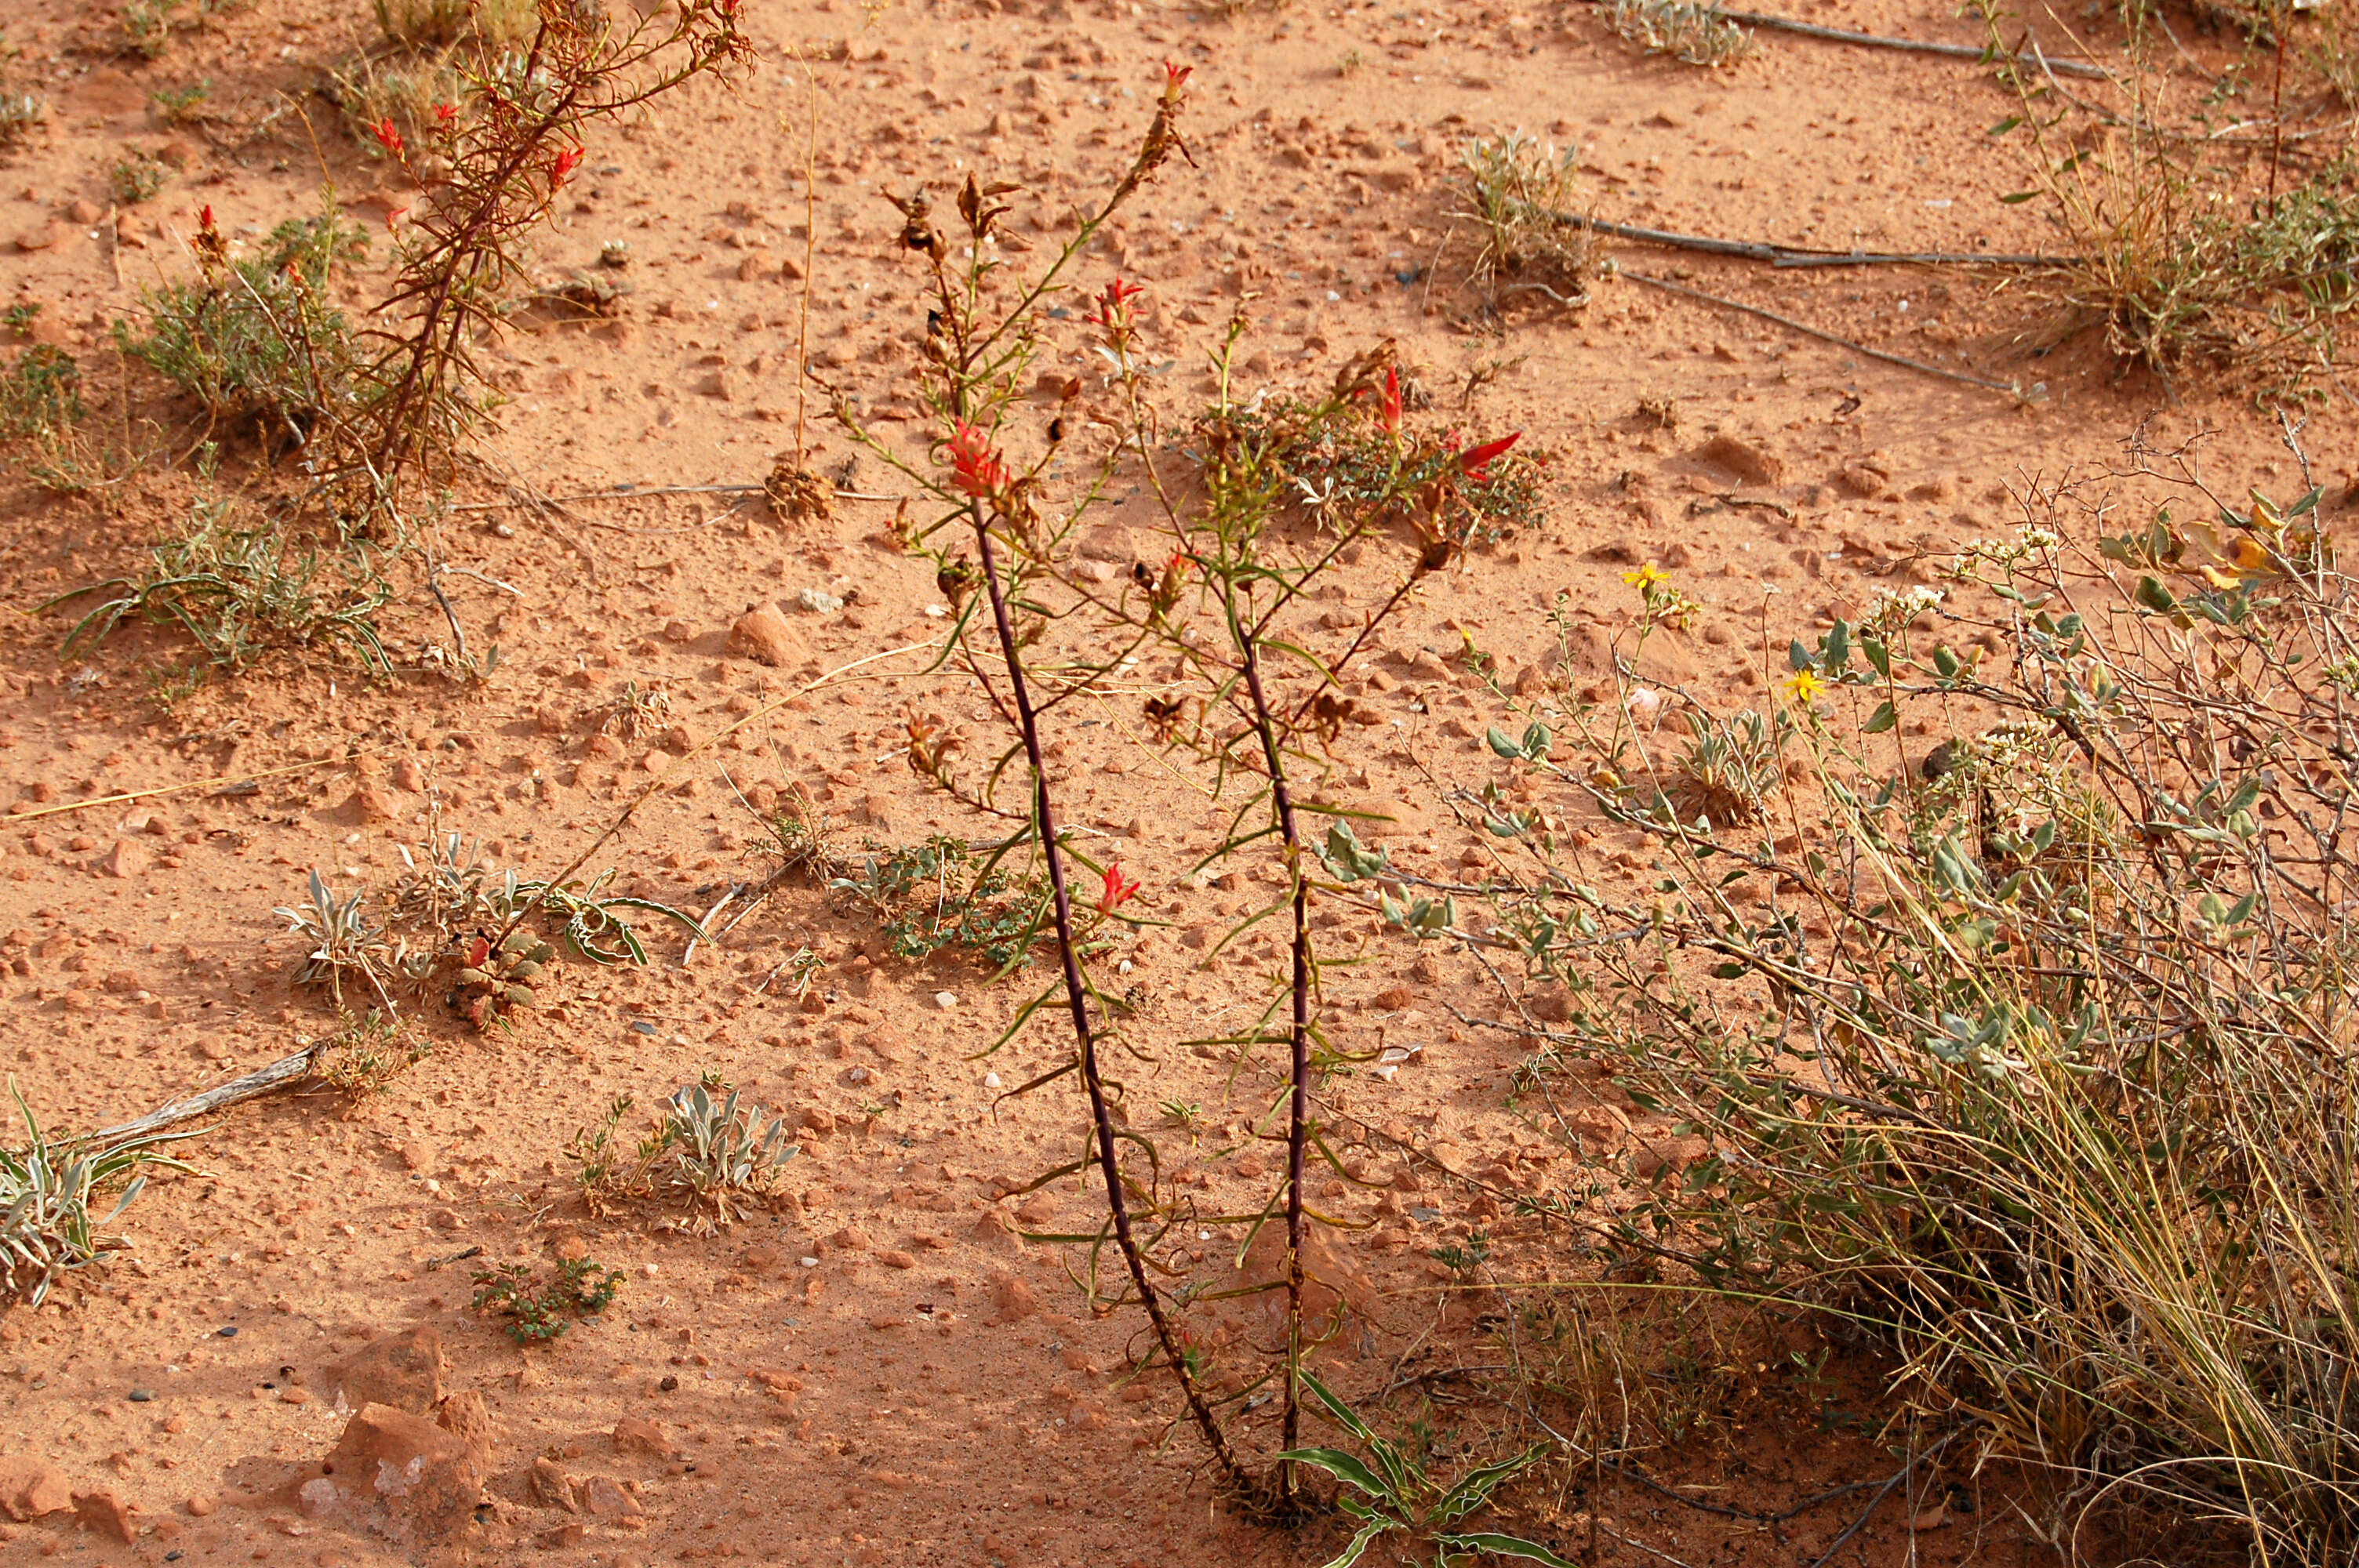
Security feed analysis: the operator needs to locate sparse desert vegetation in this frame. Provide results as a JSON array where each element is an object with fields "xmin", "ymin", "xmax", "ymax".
[{"xmin": 4, "ymin": 0, "xmax": 2359, "ymax": 1564}]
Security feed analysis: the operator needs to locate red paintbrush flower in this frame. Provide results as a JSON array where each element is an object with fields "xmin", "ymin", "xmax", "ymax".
[
  {"xmin": 948, "ymin": 420, "xmax": 1008, "ymax": 499},
  {"xmin": 1377, "ymin": 365, "xmax": 1401, "ymax": 434},
  {"xmin": 1458, "ymin": 432, "xmax": 1520, "ymax": 481},
  {"xmin": 551, "ymin": 146, "xmax": 585, "ymax": 186},
  {"xmin": 1097, "ymin": 863, "xmax": 1141, "ymax": 914},
  {"xmin": 1084, "ymin": 276, "xmax": 1143, "ymax": 329},
  {"xmin": 371, "ymin": 117, "xmax": 403, "ymax": 155}
]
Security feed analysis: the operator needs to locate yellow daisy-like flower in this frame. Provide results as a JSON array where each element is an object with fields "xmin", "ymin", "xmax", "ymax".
[
  {"xmin": 1781, "ymin": 667, "xmax": 1829, "ymax": 705},
  {"xmin": 1622, "ymin": 561, "xmax": 1666, "ymax": 592}
]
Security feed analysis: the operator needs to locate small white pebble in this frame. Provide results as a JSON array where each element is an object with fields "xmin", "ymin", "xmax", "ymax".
[
  {"xmin": 799, "ymin": 1257, "xmax": 819, "ymax": 1268},
  {"xmin": 983, "ymin": 1072, "xmax": 1002, "ymax": 1089},
  {"xmin": 933, "ymin": 991, "xmax": 958, "ymax": 1011},
  {"xmin": 641, "ymin": 1263, "xmax": 660, "ymax": 1278}
]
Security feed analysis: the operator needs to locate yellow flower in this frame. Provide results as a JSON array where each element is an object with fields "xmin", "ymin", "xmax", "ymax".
[
  {"xmin": 1781, "ymin": 667, "xmax": 1829, "ymax": 705},
  {"xmin": 1622, "ymin": 561, "xmax": 1666, "ymax": 592}
]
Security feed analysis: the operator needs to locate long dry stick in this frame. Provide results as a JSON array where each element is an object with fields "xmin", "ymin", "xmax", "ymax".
[
  {"xmin": 0, "ymin": 746, "xmax": 400, "ymax": 824},
  {"xmin": 87, "ymin": 1043, "xmax": 323, "ymax": 1143},
  {"xmin": 1572, "ymin": 0, "xmax": 2110, "ymax": 77},
  {"xmin": 1722, "ymin": 6, "xmax": 2110, "ymax": 78},
  {"xmin": 964, "ymin": 494, "xmax": 1256, "ymax": 1500},
  {"xmin": 1619, "ymin": 268, "xmax": 2029, "ymax": 397},
  {"xmin": 1532, "ymin": 207, "xmax": 2074, "ymax": 270}
]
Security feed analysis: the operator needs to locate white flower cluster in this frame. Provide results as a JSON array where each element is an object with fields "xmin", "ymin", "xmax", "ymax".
[
  {"xmin": 1924, "ymin": 718, "xmax": 2073, "ymax": 837},
  {"xmin": 1950, "ymin": 526, "xmax": 2062, "ymax": 579},
  {"xmin": 1864, "ymin": 585, "xmax": 1944, "ymax": 638}
]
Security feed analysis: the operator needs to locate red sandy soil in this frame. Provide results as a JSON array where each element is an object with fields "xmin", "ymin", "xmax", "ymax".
[{"xmin": 0, "ymin": 0, "xmax": 2336, "ymax": 1563}]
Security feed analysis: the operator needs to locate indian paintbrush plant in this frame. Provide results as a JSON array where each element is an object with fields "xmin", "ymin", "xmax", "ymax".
[{"xmin": 835, "ymin": 59, "xmax": 1543, "ymax": 1530}]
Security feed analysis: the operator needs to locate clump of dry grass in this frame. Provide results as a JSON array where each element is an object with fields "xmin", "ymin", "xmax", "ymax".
[
  {"xmin": 373, "ymin": 0, "xmax": 536, "ymax": 52},
  {"xmin": 1986, "ymin": 16, "xmax": 2359, "ymax": 394},
  {"xmin": 1456, "ymin": 133, "xmax": 1601, "ymax": 306},
  {"xmin": 1479, "ymin": 446, "xmax": 2359, "ymax": 1561},
  {"xmin": 2032, "ymin": 129, "xmax": 2359, "ymax": 385}
]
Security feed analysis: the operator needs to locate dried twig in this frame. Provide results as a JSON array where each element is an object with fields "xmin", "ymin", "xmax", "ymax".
[
  {"xmin": 448, "ymin": 482, "xmax": 901, "ymax": 511},
  {"xmin": 1621, "ymin": 268, "xmax": 2030, "ymax": 397},
  {"xmin": 1532, "ymin": 207, "xmax": 2074, "ymax": 270},
  {"xmin": 87, "ymin": 1043, "xmax": 324, "ymax": 1144},
  {"xmin": 1574, "ymin": 0, "xmax": 2110, "ymax": 77},
  {"xmin": 1725, "ymin": 7, "xmax": 2109, "ymax": 77},
  {"xmin": 1, "ymin": 747, "xmax": 399, "ymax": 823}
]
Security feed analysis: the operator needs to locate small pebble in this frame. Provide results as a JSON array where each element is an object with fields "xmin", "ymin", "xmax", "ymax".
[
  {"xmin": 216, "ymin": 1326, "xmax": 238, "ymax": 1338},
  {"xmin": 798, "ymin": 1257, "xmax": 819, "ymax": 1268},
  {"xmin": 983, "ymin": 1072, "xmax": 1002, "ymax": 1089},
  {"xmin": 129, "ymin": 1389, "xmax": 154, "ymax": 1402},
  {"xmin": 933, "ymin": 991, "xmax": 958, "ymax": 1011}
]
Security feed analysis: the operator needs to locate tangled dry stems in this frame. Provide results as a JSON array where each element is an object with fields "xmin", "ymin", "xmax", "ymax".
[{"xmin": 1477, "ymin": 434, "xmax": 2359, "ymax": 1560}]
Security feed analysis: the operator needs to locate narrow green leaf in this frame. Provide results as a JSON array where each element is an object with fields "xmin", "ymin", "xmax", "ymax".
[
  {"xmin": 1433, "ymin": 1533, "xmax": 1580, "ymax": 1568},
  {"xmin": 1434, "ymin": 1445, "xmax": 1550, "ymax": 1525},
  {"xmin": 1314, "ymin": 1514, "xmax": 1397, "ymax": 1568},
  {"xmin": 1277, "ymin": 1447, "xmax": 1393, "ymax": 1504}
]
